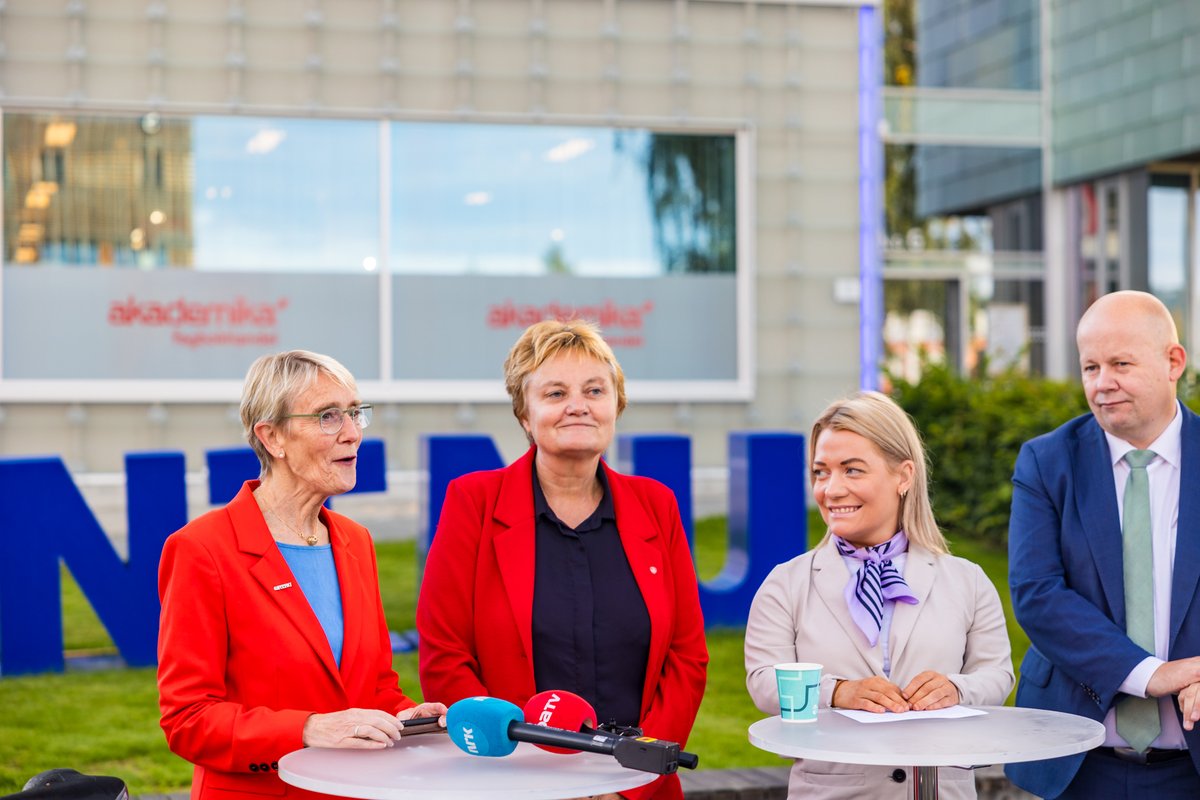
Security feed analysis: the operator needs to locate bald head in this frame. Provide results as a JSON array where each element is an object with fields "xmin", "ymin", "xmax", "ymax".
[
  {"xmin": 1077, "ymin": 290, "xmax": 1179, "ymax": 349},
  {"xmin": 1076, "ymin": 291, "xmax": 1187, "ymax": 448}
]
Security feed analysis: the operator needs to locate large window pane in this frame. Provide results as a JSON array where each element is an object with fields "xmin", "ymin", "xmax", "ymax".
[
  {"xmin": 193, "ymin": 116, "xmax": 378, "ymax": 272},
  {"xmin": 388, "ymin": 122, "xmax": 740, "ymax": 382},
  {"xmin": 4, "ymin": 113, "xmax": 193, "ymax": 268},
  {"xmin": 391, "ymin": 123, "xmax": 735, "ymax": 276},
  {"xmin": 1148, "ymin": 173, "xmax": 1189, "ymax": 342},
  {"xmin": 4, "ymin": 112, "xmax": 380, "ymax": 272},
  {"xmin": 2, "ymin": 112, "xmax": 381, "ymax": 380},
  {"xmin": 884, "ymin": 279, "xmax": 954, "ymax": 383},
  {"xmin": 2, "ymin": 113, "xmax": 741, "ymax": 386}
]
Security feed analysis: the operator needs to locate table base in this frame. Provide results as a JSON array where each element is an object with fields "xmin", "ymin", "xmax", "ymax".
[{"xmin": 913, "ymin": 765, "xmax": 937, "ymax": 800}]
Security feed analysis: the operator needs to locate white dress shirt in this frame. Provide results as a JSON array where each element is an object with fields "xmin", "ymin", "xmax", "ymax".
[{"xmin": 1104, "ymin": 400, "xmax": 1184, "ymax": 749}]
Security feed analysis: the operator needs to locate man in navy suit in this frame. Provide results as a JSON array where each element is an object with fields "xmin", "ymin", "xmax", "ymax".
[{"xmin": 1007, "ymin": 291, "xmax": 1200, "ymax": 798}]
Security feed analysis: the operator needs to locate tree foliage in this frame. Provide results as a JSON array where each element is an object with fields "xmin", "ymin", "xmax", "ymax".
[
  {"xmin": 890, "ymin": 363, "xmax": 1089, "ymax": 546},
  {"xmin": 893, "ymin": 364, "xmax": 1200, "ymax": 547},
  {"xmin": 642, "ymin": 134, "xmax": 736, "ymax": 273}
]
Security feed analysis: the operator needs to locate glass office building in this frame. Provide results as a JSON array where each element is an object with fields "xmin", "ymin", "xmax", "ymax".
[{"xmin": 906, "ymin": 0, "xmax": 1200, "ymax": 379}]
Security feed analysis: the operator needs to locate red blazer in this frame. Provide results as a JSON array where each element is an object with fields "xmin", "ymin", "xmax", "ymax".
[
  {"xmin": 158, "ymin": 481, "xmax": 416, "ymax": 800},
  {"xmin": 416, "ymin": 448, "xmax": 708, "ymax": 800}
]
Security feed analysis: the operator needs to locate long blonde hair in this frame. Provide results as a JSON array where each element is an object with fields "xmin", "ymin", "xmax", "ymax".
[{"xmin": 809, "ymin": 391, "xmax": 948, "ymax": 554}]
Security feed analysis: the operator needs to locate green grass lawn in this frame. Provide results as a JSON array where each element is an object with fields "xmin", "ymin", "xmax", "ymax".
[{"xmin": 0, "ymin": 515, "xmax": 1023, "ymax": 794}]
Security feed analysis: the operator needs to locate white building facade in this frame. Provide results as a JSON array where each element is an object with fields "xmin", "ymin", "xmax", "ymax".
[{"xmin": 0, "ymin": 0, "xmax": 875, "ymax": 472}]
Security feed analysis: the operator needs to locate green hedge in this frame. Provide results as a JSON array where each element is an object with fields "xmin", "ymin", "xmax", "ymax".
[
  {"xmin": 889, "ymin": 364, "xmax": 1089, "ymax": 547},
  {"xmin": 890, "ymin": 364, "xmax": 1200, "ymax": 547}
]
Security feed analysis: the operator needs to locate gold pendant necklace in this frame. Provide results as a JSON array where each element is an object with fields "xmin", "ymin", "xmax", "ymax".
[{"xmin": 265, "ymin": 505, "xmax": 320, "ymax": 546}]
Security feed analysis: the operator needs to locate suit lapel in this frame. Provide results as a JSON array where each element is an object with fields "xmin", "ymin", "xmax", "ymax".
[
  {"xmin": 1171, "ymin": 407, "xmax": 1200, "ymax": 651},
  {"xmin": 230, "ymin": 482, "xmax": 343, "ymax": 686},
  {"xmin": 810, "ymin": 543, "xmax": 884, "ymax": 675},
  {"xmin": 492, "ymin": 449, "xmax": 538, "ymax": 666},
  {"xmin": 887, "ymin": 545, "xmax": 935, "ymax": 669},
  {"xmin": 1073, "ymin": 419, "xmax": 1127, "ymax": 624},
  {"xmin": 606, "ymin": 464, "xmax": 670, "ymax": 705},
  {"xmin": 327, "ymin": 509, "xmax": 363, "ymax": 686}
]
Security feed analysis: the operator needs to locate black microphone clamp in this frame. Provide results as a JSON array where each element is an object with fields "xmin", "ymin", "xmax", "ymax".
[
  {"xmin": 610, "ymin": 736, "xmax": 686, "ymax": 774},
  {"xmin": 503, "ymin": 720, "xmax": 699, "ymax": 774},
  {"xmin": 588, "ymin": 722, "xmax": 700, "ymax": 773}
]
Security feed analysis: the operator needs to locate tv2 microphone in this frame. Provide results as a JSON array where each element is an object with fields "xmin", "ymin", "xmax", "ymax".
[
  {"xmin": 523, "ymin": 690, "xmax": 699, "ymax": 770},
  {"xmin": 522, "ymin": 689, "xmax": 598, "ymax": 754},
  {"xmin": 446, "ymin": 696, "xmax": 690, "ymax": 774}
]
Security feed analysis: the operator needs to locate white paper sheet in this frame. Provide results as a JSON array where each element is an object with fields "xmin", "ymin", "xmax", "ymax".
[{"xmin": 833, "ymin": 706, "xmax": 988, "ymax": 724}]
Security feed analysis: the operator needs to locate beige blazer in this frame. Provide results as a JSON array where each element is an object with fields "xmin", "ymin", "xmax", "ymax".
[{"xmin": 745, "ymin": 542, "xmax": 1014, "ymax": 800}]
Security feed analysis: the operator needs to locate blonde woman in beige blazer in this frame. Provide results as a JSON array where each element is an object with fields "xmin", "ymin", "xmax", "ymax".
[{"xmin": 745, "ymin": 392, "xmax": 1014, "ymax": 800}]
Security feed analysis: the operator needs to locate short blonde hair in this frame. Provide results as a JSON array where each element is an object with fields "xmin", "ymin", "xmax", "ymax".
[
  {"xmin": 503, "ymin": 319, "xmax": 627, "ymax": 438},
  {"xmin": 240, "ymin": 350, "xmax": 358, "ymax": 477},
  {"xmin": 809, "ymin": 391, "xmax": 948, "ymax": 555}
]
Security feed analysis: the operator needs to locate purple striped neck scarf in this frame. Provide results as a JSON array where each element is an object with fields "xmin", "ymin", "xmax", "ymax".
[{"xmin": 833, "ymin": 531, "xmax": 919, "ymax": 646}]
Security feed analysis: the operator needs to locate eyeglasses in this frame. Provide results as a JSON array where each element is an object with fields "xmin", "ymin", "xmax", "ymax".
[{"xmin": 283, "ymin": 404, "xmax": 373, "ymax": 435}]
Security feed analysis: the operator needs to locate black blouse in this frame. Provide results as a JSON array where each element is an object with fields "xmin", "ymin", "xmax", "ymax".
[{"xmin": 530, "ymin": 466, "xmax": 651, "ymax": 728}]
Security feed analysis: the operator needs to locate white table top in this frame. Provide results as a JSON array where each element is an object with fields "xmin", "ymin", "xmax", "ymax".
[
  {"xmin": 749, "ymin": 706, "xmax": 1106, "ymax": 767},
  {"xmin": 278, "ymin": 732, "xmax": 658, "ymax": 800}
]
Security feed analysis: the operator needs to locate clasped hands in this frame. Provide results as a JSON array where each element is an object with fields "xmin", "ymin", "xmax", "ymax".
[
  {"xmin": 1146, "ymin": 657, "xmax": 1200, "ymax": 732},
  {"xmin": 302, "ymin": 701, "xmax": 449, "ymax": 749},
  {"xmin": 831, "ymin": 671, "xmax": 959, "ymax": 713}
]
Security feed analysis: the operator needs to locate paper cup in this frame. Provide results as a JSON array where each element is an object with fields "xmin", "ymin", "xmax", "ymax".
[{"xmin": 775, "ymin": 662, "xmax": 822, "ymax": 723}]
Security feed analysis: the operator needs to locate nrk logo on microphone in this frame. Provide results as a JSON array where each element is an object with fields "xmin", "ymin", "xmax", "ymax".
[{"xmin": 447, "ymin": 696, "xmax": 522, "ymax": 758}]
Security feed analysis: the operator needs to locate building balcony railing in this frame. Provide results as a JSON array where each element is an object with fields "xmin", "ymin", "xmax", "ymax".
[
  {"xmin": 884, "ymin": 248, "xmax": 1045, "ymax": 279},
  {"xmin": 881, "ymin": 87, "xmax": 1042, "ymax": 148}
]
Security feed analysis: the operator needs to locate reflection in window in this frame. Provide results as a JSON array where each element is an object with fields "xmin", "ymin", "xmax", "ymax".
[
  {"xmin": 970, "ymin": 277, "xmax": 1043, "ymax": 375},
  {"xmin": 886, "ymin": 143, "xmax": 996, "ymax": 254},
  {"xmin": 6, "ymin": 113, "xmax": 738, "ymax": 281},
  {"xmin": 638, "ymin": 133, "xmax": 737, "ymax": 273},
  {"xmin": 391, "ymin": 123, "xmax": 735, "ymax": 276},
  {"xmin": 4, "ymin": 112, "xmax": 380, "ymax": 273},
  {"xmin": 884, "ymin": 279, "xmax": 953, "ymax": 383},
  {"xmin": 1149, "ymin": 173, "xmax": 1189, "ymax": 342},
  {"xmin": 192, "ymin": 116, "xmax": 378, "ymax": 272},
  {"xmin": 4, "ymin": 113, "xmax": 193, "ymax": 268}
]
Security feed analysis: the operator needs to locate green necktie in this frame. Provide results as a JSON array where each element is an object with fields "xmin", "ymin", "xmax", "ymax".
[{"xmin": 1116, "ymin": 448, "xmax": 1160, "ymax": 752}]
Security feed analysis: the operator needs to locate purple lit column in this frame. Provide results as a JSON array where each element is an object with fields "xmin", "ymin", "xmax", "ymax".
[{"xmin": 857, "ymin": 4, "xmax": 883, "ymax": 390}]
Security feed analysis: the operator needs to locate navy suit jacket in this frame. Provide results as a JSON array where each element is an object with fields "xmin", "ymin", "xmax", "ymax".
[{"xmin": 1005, "ymin": 407, "xmax": 1200, "ymax": 798}]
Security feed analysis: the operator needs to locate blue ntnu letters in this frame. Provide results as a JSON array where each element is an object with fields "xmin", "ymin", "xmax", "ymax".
[
  {"xmin": 421, "ymin": 431, "xmax": 808, "ymax": 628},
  {"xmin": 0, "ymin": 439, "xmax": 389, "ymax": 676},
  {"xmin": 0, "ymin": 432, "xmax": 803, "ymax": 675}
]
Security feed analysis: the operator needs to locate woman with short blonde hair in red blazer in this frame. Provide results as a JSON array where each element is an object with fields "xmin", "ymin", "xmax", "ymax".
[
  {"xmin": 417, "ymin": 319, "xmax": 708, "ymax": 800},
  {"xmin": 158, "ymin": 350, "xmax": 445, "ymax": 800}
]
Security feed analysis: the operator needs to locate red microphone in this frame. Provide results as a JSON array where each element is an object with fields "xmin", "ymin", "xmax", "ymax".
[
  {"xmin": 522, "ymin": 690, "xmax": 598, "ymax": 754},
  {"xmin": 522, "ymin": 690, "xmax": 700, "ymax": 771}
]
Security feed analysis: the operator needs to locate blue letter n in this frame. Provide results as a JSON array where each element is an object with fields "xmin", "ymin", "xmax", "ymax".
[{"xmin": 0, "ymin": 452, "xmax": 187, "ymax": 676}]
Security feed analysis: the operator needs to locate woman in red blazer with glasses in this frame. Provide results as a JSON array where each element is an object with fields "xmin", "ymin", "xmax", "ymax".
[
  {"xmin": 158, "ymin": 350, "xmax": 445, "ymax": 800},
  {"xmin": 417, "ymin": 320, "xmax": 708, "ymax": 800}
]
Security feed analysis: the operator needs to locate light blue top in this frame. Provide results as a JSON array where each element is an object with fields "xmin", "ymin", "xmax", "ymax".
[{"xmin": 278, "ymin": 543, "xmax": 344, "ymax": 667}]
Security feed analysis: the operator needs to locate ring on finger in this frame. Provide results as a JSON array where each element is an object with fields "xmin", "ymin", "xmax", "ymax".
[{"xmin": 353, "ymin": 725, "xmax": 361, "ymax": 738}]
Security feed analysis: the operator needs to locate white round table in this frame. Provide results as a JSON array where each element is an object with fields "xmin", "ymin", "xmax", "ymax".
[
  {"xmin": 748, "ymin": 706, "xmax": 1105, "ymax": 800},
  {"xmin": 278, "ymin": 732, "xmax": 658, "ymax": 800}
]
